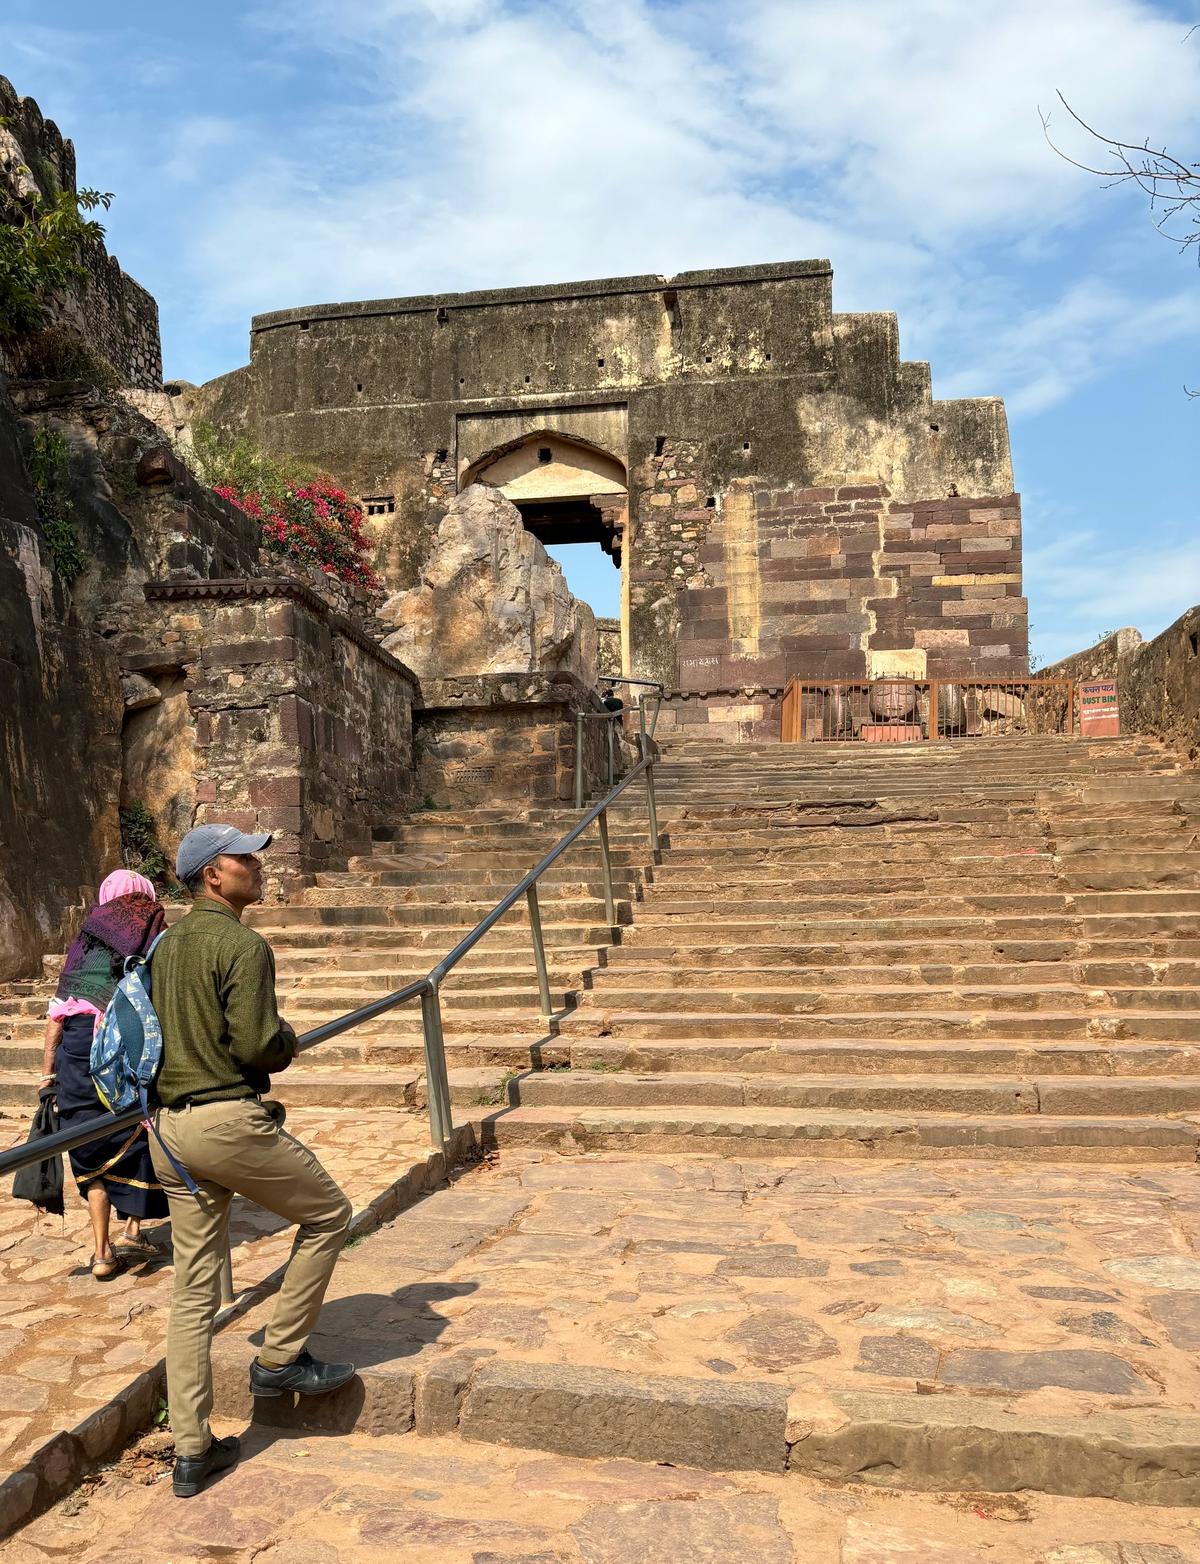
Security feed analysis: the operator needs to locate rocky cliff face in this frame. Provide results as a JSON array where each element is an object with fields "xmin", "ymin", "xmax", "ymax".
[
  {"xmin": 0, "ymin": 383, "xmax": 123, "ymax": 979},
  {"xmin": 380, "ymin": 484, "xmax": 598, "ymax": 685}
]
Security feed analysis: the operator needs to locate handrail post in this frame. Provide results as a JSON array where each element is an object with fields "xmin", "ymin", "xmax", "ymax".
[
  {"xmin": 419, "ymin": 984, "xmax": 453, "ymax": 1150},
  {"xmin": 575, "ymin": 711, "xmax": 585, "ymax": 808},
  {"xmin": 928, "ymin": 679, "xmax": 939, "ymax": 742},
  {"xmin": 606, "ymin": 716, "xmax": 615, "ymax": 788},
  {"xmin": 526, "ymin": 883, "xmax": 553, "ymax": 1020},
  {"xmin": 644, "ymin": 757, "xmax": 660, "ymax": 853},
  {"xmin": 638, "ymin": 695, "xmax": 648, "ymax": 754},
  {"xmin": 597, "ymin": 807, "xmax": 616, "ymax": 927}
]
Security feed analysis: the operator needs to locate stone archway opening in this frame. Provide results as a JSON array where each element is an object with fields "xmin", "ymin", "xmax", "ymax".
[{"xmin": 463, "ymin": 432, "xmax": 630, "ymax": 672}]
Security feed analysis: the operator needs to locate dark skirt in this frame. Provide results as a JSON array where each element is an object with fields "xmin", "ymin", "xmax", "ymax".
[{"xmin": 57, "ymin": 1013, "xmax": 168, "ymax": 1220}]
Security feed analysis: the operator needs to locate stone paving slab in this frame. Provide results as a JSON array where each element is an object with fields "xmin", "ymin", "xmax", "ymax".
[
  {"xmin": 208, "ymin": 1152, "xmax": 1200, "ymax": 1499},
  {"xmin": 0, "ymin": 1106, "xmax": 468, "ymax": 1535},
  {"xmin": 5, "ymin": 1425, "xmax": 1200, "ymax": 1563}
]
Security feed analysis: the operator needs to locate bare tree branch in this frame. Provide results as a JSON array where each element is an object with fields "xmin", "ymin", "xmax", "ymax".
[{"xmin": 1041, "ymin": 91, "xmax": 1200, "ymax": 258}]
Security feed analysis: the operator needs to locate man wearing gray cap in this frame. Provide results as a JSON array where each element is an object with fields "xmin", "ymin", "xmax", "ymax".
[{"xmin": 150, "ymin": 824, "xmax": 354, "ymax": 1498}]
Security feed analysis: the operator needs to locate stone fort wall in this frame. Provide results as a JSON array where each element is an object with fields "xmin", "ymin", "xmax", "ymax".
[
  {"xmin": 193, "ymin": 261, "xmax": 1025, "ymax": 708},
  {"xmin": 0, "ymin": 75, "xmax": 161, "ymax": 389}
]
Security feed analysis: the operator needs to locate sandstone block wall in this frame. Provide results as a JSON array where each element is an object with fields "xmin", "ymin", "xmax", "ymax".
[
  {"xmin": 667, "ymin": 481, "xmax": 1025, "ymax": 701},
  {"xmin": 414, "ymin": 675, "xmax": 616, "ymax": 809},
  {"xmin": 191, "ymin": 260, "xmax": 1021, "ymax": 713},
  {"xmin": 0, "ymin": 75, "xmax": 162, "ymax": 390},
  {"xmin": 119, "ymin": 581, "xmax": 418, "ymax": 896},
  {"xmin": 1045, "ymin": 608, "xmax": 1200, "ymax": 760}
]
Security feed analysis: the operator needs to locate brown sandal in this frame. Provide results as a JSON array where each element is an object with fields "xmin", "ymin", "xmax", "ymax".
[
  {"xmin": 114, "ymin": 1235, "xmax": 161, "ymax": 1260},
  {"xmin": 90, "ymin": 1253, "xmax": 126, "ymax": 1281}
]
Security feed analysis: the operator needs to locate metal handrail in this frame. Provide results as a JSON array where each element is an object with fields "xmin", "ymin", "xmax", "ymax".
[{"xmin": 0, "ymin": 746, "xmax": 662, "ymax": 1184}]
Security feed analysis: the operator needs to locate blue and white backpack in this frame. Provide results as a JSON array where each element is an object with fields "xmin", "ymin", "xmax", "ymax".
[{"xmin": 90, "ymin": 932, "xmax": 199, "ymax": 1195}]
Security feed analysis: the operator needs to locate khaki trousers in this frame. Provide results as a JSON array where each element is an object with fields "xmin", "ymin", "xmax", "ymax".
[{"xmin": 150, "ymin": 1098, "xmax": 352, "ymax": 1457}]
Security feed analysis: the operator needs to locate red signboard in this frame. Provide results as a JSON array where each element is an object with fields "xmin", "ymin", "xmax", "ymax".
[{"xmin": 1079, "ymin": 679, "xmax": 1120, "ymax": 738}]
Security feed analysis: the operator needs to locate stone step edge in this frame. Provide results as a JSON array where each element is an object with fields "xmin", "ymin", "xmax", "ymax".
[
  {"xmin": 209, "ymin": 1345, "xmax": 1200, "ymax": 1504},
  {"xmin": 0, "ymin": 1125, "xmax": 479, "ymax": 1544}
]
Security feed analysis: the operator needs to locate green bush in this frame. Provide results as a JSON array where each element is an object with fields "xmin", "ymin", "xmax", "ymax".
[
  {"xmin": 119, "ymin": 802, "xmax": 175, "ymax": 895},
  {"xmin": 27, "ymin": 426, "xmax": 86, "ymax": 584},
  {"xmin": 0, "ymin": 179, "xmax": 113, "ymax": 335},
  {"xmin": 190, "ymin": 421, "xmax": 381, "ymax": 590},
  {"xmin": 7, "ymin": 325, "xmax": 120, "ymax": 389}
]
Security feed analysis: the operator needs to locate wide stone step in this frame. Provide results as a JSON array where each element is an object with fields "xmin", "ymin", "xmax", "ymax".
[
  {"xmin": 592, "ymin": 959, "xmax": 1200, "ymax": 990},
  {"xmin": 556, "ymin": 1009, "xmax": 1200, "ymax": 1042},
  {"xmin": 275, "ymin": 961, "xmax": 590, "ymax": 992},
  {"xmin": 257, "ymin": 922, "xmax": 618, "ymax": 949},
  {"xmin": 296, "ymin": 883, "xmax": 636, "ymax": 909},
  {"xmin": 477, "ymin": 1103, "xmax": 1199, "ymax": 1160},
  {"xmin": 626, "ymin": 912, "xmax": 1200, "ymax": 941},
  {"xmin": 250, "ymin": 901, "xmax": 629, "ymax": 927},
  {"xmin": 354, "ymin": 847, "xmax": 651, "ymax": 872},
  {"xmin": 566, "ymin": 1036, "xmax": 1200, "ymax": 1076},
  {"xmin": 510, "ymin": 1067, "xmax": 1200, "ymax": 1116},
  {"xmin": 576, "ymin": 983, "xmax": 1197, "ymax": 1017},
  {"xmin": 318, "ymin": 865, "xmax": 643, "ymax": 889},
  {"xmin": 638, "ymin": 891, "xmax": 1200, "ymax": 917}
]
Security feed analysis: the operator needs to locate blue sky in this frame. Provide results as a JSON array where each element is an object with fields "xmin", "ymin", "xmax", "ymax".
[{"xmin": 2, "ymin": 0, "xmax": 1197, "ymax": 661}]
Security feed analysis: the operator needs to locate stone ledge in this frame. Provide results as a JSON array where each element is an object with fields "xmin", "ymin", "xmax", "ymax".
[
  {"xmin": 416, "ymin": 672, "xmax": 604, "ymax": 714},
  {"xmin": 792, "ymin": 1389, "xmax": 1200, "ymax": 1506},
  {"xmin": 143, "ymin": 577, "xmax": 419, "ymax": 686},
  {"xmin": 459, "ymin": 1359, "xmax": 789, "ymax": 1472}
]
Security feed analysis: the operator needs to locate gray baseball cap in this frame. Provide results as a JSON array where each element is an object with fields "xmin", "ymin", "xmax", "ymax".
[{"xmin": 176, "ymin": 824, "xmax": 273, "ymax": 883}]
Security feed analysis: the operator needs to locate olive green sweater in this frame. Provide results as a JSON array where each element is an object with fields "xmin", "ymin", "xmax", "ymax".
[{"xmin": 152, "ymin": 900, "xmax": 296, "ymax": 1107}]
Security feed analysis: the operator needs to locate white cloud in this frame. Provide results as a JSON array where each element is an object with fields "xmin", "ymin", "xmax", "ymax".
[
  {"xmin": 939, "ymin": 279, "xmax": 1200, "ymax": 415},
  {"xmin": 1027, "ymin": 521, "xmax": 1200, "ymax": 664}
]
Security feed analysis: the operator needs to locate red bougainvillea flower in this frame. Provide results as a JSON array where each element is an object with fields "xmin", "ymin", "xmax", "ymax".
[{"xmin": 215, "ymin": 472, "xmax": 381, "ymax": 591}]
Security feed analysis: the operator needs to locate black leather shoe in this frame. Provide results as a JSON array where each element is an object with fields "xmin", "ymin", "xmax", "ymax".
[
  {"xmin": 173, "ymin": 1434, "xmax": 240, "ymax": 1498},
  {"xmin": 249, "ymin": 1348, "xmax": 356, "ymax": 1398}
]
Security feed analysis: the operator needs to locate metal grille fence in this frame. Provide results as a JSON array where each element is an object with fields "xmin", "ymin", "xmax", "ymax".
[{"xmin": 781, "ymin": 677, "xmax": 1076, "ymax": 743}]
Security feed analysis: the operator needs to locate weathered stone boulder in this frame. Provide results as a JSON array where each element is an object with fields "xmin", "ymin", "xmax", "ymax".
[{"xmin": 380, "ymin": 485, "xmax": 597, "ymax": 685}]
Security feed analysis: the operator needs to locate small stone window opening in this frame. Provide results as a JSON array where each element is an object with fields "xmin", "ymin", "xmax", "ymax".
[
  {"xmin": 704, "ymin": 354, "xmax": 712, "ymax": 363},
  {"xmin": 436, "ymin": 448, "xmax": 448, "ymax": 463},
  {"xmin": 705, "ymin": 496, "xmax": 716, "ymax": 508},
  {"xmin": 929, "ymin": 422, "xmax": 940, "ymax": 432},
  {"xmin": 597, "ymin": 357, "xmax": 605, "ymax": 367},
  {"xmin": 742, "ymin": 441, "xmax": 751, "ymax": 452},
  {"xmin": 537, "ymin": 447, "xmax": 553, "ymax": 465},
  {"xmin": 356, "ymin": 382, "xmax": 363, "ymax": 392},
  {"xmin": 654, "ymin": 435, "xmax": 666, "ymax": 457},
  {"xmin": 765, "ymin": 352, "xmax": 772, "ymax": 361},
  {"xmin": 298, "ymin": 322, "xmax": 310, "ymax": 331},
  {"xmin": 364, "ymin": 495, "xmax": 396, "ymax": 516},
  {"xmin": 1189, "ymin": 631, "xmax": 1199, "ymax": 658},
  {"xmin": 458, "ymin": 377, "xmax": 465, "ymax": 386},
  {"xmin": 436, "ymin": 306, "xmax": 449, "ymax": 324},
  {"xmin": 524, "ymin": 374, "xmax": 531, "ymax": 384}
]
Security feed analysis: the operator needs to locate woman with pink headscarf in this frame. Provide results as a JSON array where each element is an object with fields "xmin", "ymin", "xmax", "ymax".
[{"xmin": 40, "ymin": 870, "xmax": 169, "ymax": 1279}]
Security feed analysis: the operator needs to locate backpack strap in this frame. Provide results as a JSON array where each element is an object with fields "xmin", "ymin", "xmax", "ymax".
[{"xmin": 139, "ymin": 1082, "xmax": 201, "ymax": 1198}]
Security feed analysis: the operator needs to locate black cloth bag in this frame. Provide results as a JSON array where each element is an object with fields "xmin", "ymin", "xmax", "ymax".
[{"xmin": 11, "ymin": 1088, "xmax": 64, "ymax": 1216}]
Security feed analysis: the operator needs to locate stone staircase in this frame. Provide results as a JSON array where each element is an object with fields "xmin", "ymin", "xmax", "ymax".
[
  {"xmin": 477, "ymin": 733, "xmax": 1200, "ymax": 1162},
  {"xmin": 3, "ymin": 734, "xmax": 1198, "ymax": 1160},
  {"xmin": 0, "ymin": 804, "xmax": 659, "ymax": 1117}
]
